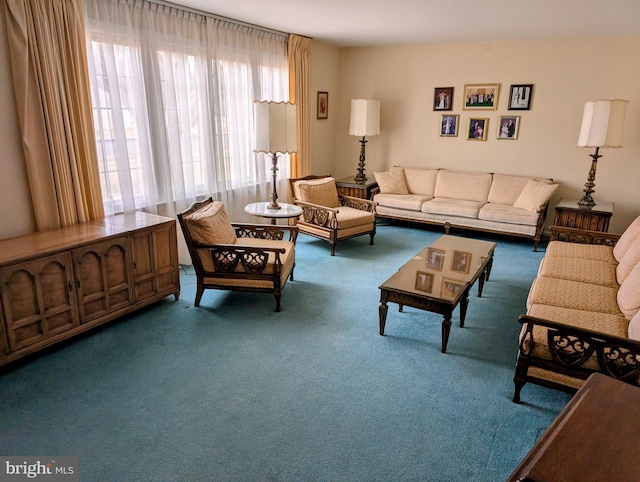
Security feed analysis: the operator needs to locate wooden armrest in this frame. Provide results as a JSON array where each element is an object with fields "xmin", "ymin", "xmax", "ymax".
[
  {"xmin": 291, "ymin": 199, "xmax": 339, "ymax": 213},
  {"xmin": 339, "ymin": 194, "xmax": 377, "ymax": 206},
  {"xmin": 519, "ymin": 314, "xmax": 634, "ymax": 346},
  {"xmin": 549, "ymin": 226, "xmax": 620, "ymax": 245}
]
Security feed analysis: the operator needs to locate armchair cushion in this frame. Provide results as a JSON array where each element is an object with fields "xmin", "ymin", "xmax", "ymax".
[
  {"xmin": 185, "ymin": 201, "xmax": 237, "ymax": 245},
  {"xmin": 298, "ymin": 178, "xmax": 340, "ymax": 208},
  {"xmin": 513, "ymin": 179, "xmax": 558, "ymax": 212},
  {"xmin": 336, "ymin": 206, "xmax": 375, "ymax": 229}
]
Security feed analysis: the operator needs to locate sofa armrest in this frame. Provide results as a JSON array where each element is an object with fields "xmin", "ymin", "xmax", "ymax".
[
  {"xmin": 549, "ymin": 226, "xmax": 621, "ymax": 245},
  {"xmin": 518, "ymin": 314, "xmax": 640, "ymax": 384}
]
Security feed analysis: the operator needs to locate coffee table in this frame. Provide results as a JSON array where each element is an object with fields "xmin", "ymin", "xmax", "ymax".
[{"xmin": 378, "ymin": 235, "xmax": 496, "ymax": 353}]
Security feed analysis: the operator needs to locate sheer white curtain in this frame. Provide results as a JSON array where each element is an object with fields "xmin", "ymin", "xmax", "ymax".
[{"xmin": 83, "ymin": 0, "xmax": 290, "ymax": 231}]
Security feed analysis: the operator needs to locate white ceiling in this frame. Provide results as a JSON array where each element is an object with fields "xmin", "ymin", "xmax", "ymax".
[{"xmin": 172, "ymin": 0, "xmax": 640, "ymax": 47}]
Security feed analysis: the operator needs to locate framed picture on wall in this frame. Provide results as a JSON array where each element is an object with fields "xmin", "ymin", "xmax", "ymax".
[
  {"xmin": 433, "ymin": 87, "xmax": 454, "ymax": 111},
  {"xmin": 317, "ymin": 91, "xmax": 329, "ymax": 119},
  {"xmin": 508, "ymin": 84, "xmax": 533, "ymax": 110},
  {"xmin": 466, "ymin": 117, "xmax": 489, "ymax": 141},
  {"xmin": 440, "ymin": 114, "xmax": 459, "ymax": 137},
  {"xmin": 497, "ymin": 115, "xmax": 520, "ymax": 140},
  {"xmin": 463, "ymin": 83, "xmax": 499, "ymax": 110}
]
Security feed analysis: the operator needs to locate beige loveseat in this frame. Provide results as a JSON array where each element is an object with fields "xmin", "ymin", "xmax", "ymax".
[
  {"xmin": 513, "ymin": 215, "xmax": 640, "ymax": 402},
  {"xmin": 372, "ymin": 167, "xmax": 558, "ymax": 251}
]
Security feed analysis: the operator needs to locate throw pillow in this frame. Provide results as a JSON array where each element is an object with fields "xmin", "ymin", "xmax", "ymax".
[
  {"xmin": 298, "ymin": 178, "xmax": 340, "ymax": 207},
  {"xmin": 187, "ymin": 201, "xmax": 237, "ymax": 245},
  {"xmin": 513, "ymin": 179, "xmax": 559, "ymax": 212},
  {"xmin": 374, "ymin": 169, "xmax": 409, "ymax": 194}
]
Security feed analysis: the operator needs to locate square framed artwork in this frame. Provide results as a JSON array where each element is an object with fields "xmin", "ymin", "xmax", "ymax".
[
  {"xmin": 415, "ymin": 271, "xmax": 435, "ymax": 294},
  {"xmin": 441, "ymin": 278, "xmax": 466, "ymax": 300},
  {"xmin": 317, "ymin": 91, "xmax": 329, "ymax": 119},
  {"xmin": 497, "ymin": 115, "xmax": 520, "ymax": 140},
  {"xmin": 451, "ymin": 250, "xmax": 471, "ymax": 274},
  {"xmin": 508, "ymin": 84, "xmax": 533, "ymax": 110},
  {"xmin": 440, "ymin": 115, "xmax": 459, "ymax": 137},
  {"xmin": 433, "ymin": 87, "xmax": 454, "ymax": 111},
  {"xmin": 463, "ymin": 84, "xmax": 499, "ymax": 110},
  {"xmin": 466, "ymin": 118, "xmax": 489, "ymax": 141},
  {"xmin": 426, "ymin": 248, "xmax": 445, "ymax": 271}
]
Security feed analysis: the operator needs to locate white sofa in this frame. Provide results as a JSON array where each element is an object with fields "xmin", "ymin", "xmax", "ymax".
[{"xmin": 372, "ymin": 166, "xmax": 558, "ymax": 251}]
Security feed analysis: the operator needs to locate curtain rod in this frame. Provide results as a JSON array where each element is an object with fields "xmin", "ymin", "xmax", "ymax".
[{"xmin": 155, "ymin": 0, "xmax": 290, "ymax": 38}]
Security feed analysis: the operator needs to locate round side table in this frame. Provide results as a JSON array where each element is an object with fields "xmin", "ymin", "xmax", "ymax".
[{"xmin": 244, "ymin": 202, "xmax": 302, "ymax": 225}]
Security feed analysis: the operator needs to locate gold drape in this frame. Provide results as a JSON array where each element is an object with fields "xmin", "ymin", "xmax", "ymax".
[
  {"xmin": 2, "ymin": 0, "xmax": 104, "ymax": 230},
  {"xmin": 287, "ymin": 34, "xmax": 312, "ymax": 179}
]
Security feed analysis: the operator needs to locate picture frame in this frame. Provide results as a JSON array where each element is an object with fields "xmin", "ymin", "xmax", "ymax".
[
  {"xmin": 426, "ymin": 248, "xmax": 445, "ymax": 271},
  {"xmin": 451, "ymin": 250, "xmax": 471, "ymax": 274},
  {"xmin": 415, "ymin": 271, "xmax": 434, "ymax": 294},
  {"xmin": 441, "ymin": 278, "xmax": 466, "ymax": 300},
  {"xmin": 440, "ymin": 115, "xmax": 459, "ymax": 137},
  {"xmin": 497, "ymin": 115, "xmax": 521, "ymax": 140},
  {"xmin": 463, "ymin": 84, "xmax": 499, "ymax": 110},
  {"xmin": 317, "ymin": 91, "xmax": 329, "ymax": 119},
  {"xmin": 466, "ymin": 118, "xmax": 489, "ymax": 141},
  {"xmin": 433, "ymin": 87, "xmax": 454, "ymax": 111},
  {"xmin": 508, "ymin": 84, "xmax": 533, "ymax": 111}
]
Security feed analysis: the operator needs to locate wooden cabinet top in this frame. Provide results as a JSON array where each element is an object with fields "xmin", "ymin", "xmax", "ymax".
[{"xmin": 0, "ymin": 212, "xmax": 174, "ymax": 266}]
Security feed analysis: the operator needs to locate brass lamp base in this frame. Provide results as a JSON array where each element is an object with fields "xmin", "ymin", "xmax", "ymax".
[
  {"xmin": 354, "ymin": 136, "xmax": 368, "ymax": 184},
  {"xmin": 577, "ymin": 147, "xmax": 601, "ymax": 208},
  {"xmin": 268, "ymin": 153, "xmax": 281, "ymax": 210}
]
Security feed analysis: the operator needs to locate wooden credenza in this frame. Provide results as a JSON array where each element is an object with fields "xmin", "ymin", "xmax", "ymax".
[{"xmin": 0, "ymin": 212, "xmax": 180, "ymax": 366}]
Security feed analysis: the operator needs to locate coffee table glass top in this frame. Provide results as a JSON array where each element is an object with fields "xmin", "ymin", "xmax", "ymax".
[{"xmin": 380, "ymin": 235, "xmax": 496, "ymax": 303}]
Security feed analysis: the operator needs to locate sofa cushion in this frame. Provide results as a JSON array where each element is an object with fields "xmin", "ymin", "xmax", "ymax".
[
  {"xmin": 374, "ymin": 168, "xmax": 409, "ymax": 194},
  {"xmin": 433, "ymin": 170, "xmax": 493, "ymax": 203},
  {"xmin": 373, "ymin": 193, "xmax": 432, "ymax": 211},
  {"xmin": 186, "ymin": 201, "xmax": 237, "ymax": 245},
  {"xmin": 513, "ymin": 179, "xmax": 558, "ymax": 212},
  {"xmin": 537, "ymin": 256, "xmax": 619, "ymax": 289},
  {"xmin": 401, "ymin": 167, "xmax": 438, "ymax": 196},
  {"xmin": 616, "ymin": 235, "xmax": 640, "ymax": 284},
  {"xmin": 488, "ymin": 174, "xmax": 552, "ymax": 206},
  {"xmin": 613, "ymin": 214, "xmax": 640, "ymax": 262},
  {"xmin": 545, "ymin": 241, "xmax": 617, "ymax": 264},
  {"xmin": 298, "ymin": 178, "xmax": 340, "ymax": 208},
  {"xmin": 478, "ymin": 203, "xmax": 539, "ymax": 226},
  {"xmin": 421, "ymin": 198, "xmax": 483, "ymax": 219},
  {"xmin": 526, "ymin": 277, "xmax": 621, "ymax": 315},
  {"xmin": 617, "ymin": 261, "xmax": 640, "ymax": 320}
]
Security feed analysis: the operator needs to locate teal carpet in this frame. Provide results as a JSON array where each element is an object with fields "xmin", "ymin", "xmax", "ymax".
[{"xmin": 0, "ymin": 221, "xmax": 571, "ymax": 481}]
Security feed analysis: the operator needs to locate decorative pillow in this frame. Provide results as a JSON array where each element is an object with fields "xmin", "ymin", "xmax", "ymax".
[
  {"xmin": 613, "ymin": 214, "xmax": 640, "ymax": 262},
  {"xmin": 374, "ymin": 169, "xmax": 409, "ymax": 194},
  {"xmin": 298, "ymin": 178, "xmax": 340, "ymax": 207},
  {"xmin": 186, "ymin": 201, "xmax": 237, "ymax": 245},
  {"xmin": 513, "ymin": 179, "xmax": 559, "ymax": 212}
]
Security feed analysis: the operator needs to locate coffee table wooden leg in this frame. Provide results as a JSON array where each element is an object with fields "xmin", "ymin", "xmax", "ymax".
[
  {"xmin": 379, "ymin": 301, "xmax": 388, "ymax": 335},
  {"xmin": 486, "ymin": 254, "xmax": 494, "ymax": 281},
  {"xmin": 441, "ymin": 316, "xmax": 452, "ymax": 353},
  {"xmin": 459, "ymin": 290, "xmax": 470, "ymax": 328},
  {"xmin": 478, "ymin": 270, "xmax": 486, "ymax": 297}
]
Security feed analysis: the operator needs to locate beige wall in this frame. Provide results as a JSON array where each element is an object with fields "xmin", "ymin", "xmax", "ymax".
[{"xmin": 329, "ymin": 36, "xmax": 640, "ymax": 233}]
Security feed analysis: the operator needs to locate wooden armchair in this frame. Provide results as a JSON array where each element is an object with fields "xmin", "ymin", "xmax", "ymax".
[
  {"xmin": 289, "ymin": 176, "xmax": 377, "ymax": 256},
  {"xmin": 178, "ymin": 198, "xmax": 297, "ymax": 312}
]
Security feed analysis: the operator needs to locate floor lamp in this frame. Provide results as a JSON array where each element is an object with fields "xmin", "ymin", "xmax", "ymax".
[
  {"xmin": 576, "ymin": 99, "xmax": 628, "ymax": 208},
  {"xmin": 254, "ymin": 101, "xmax": 297, "ymax": 210},
  {"xmin": 349, "ymin": 99, "xmax": 380, "ymax": 184}
]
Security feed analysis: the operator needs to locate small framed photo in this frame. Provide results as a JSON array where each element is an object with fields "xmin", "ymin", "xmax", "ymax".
[
  {"xmin": 426, "ymin": 248, "xmax": 445, "ymax": 271},
  {"xmin": 463, "ymin": 83, "xmax": 499, "ymax": 110},
  {"xmin": 317, "ymin": 91, "xmax": 329, "ymax": 119},
  {"xmin": 497, "ymin": 116, "xmax": 520, "ymax": 140},
  {"xmin": 433, "ymin": 87, "xmax": 454, "ymax": 111},
  {"xmin": 451, "ymin": 250, "xmax": 471, "ymax": 273},
  {"xmin": 508, "ymin": 84, "xmax": 533, "ymax": 110},
  {"xmin": 467, "ymin": 118, "xmax": 489, "ymax": 141},
  {"xmin": 440, "ymin": 115, "xmax": 459, "ymax": 137},
  {"xmin": 441, "ymin": 278, "xmax": 466, "ymax": 300},
  {"xmin": 415, "ymin": 271, "xmax": 435, "ymax": 293}
]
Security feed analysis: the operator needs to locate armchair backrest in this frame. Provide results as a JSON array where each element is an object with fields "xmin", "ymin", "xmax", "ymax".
[{"xmin": 289, "ymin": 176, "xmax": 340, "ymax": 207}]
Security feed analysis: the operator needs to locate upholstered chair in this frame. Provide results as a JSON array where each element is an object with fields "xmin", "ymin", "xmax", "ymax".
[
  {"xmin": 288, "ymin": 176, "xmax": 377, "ymax": 256},
  {"xmin": 178, "ymin": 198, "xmax": 297, "ymax": 311}
]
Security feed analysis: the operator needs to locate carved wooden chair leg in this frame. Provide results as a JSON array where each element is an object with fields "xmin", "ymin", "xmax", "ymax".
[
  {"xmin": 289, "ymin": 265, "xmax": 295, "ymax": 281},
  {"xmin": 369, "ymin": 233, "xmax": 375, "ymax": 245},
  {"xmin": 194, "ymin": 282, "xmax": 205, "ymax": 307},
  {"xmin": 330, "ymin": 243, "xmax": 336, "ymax": 256},
  {"xmin": 512, "ymin": 356, "xmax": 529, "ymax": 403},
  {"xmin": 274, "ymin": 294, "xmax": 282, "ymax": 312}
]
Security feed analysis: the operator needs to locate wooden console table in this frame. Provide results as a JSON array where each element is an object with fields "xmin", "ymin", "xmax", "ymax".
[
  {"xmin": 507, "ymin": 373, "xmax": 640, "ymax": 482},
  {"xmin": 0, "ymin": 212, "xmax": 180, "ymax": 365},
  {"xmin": 335, "ymin": 177, "xmax": 378, "ymax": 200},
  {"xmin": 553, "ymin": 198, "xmax": 613, "ymax": 232}
]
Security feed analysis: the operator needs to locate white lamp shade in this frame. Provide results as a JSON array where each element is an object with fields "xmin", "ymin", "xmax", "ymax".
[
  {"xmin": 577, "ymin": 99, "xmax": 628, "ymax": 148},
  {"xmin": 349, "ymin": 99, "xmax": 380, "ymax": 137},
  {"xmin": 254, "ymin": 101, "xmax": 297, "ymax": 154}
]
